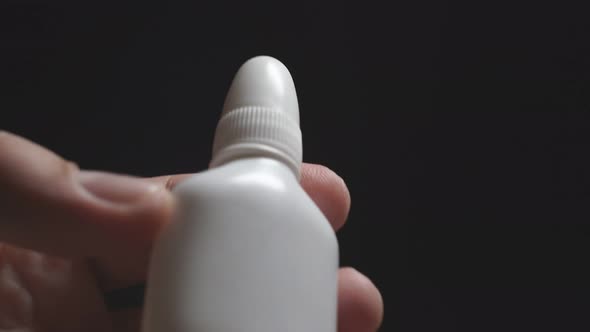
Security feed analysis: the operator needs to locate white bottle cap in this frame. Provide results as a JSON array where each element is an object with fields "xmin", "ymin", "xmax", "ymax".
[{"xmin": 210, "ymin": 56, "xmax": 303, "ymax": 178}]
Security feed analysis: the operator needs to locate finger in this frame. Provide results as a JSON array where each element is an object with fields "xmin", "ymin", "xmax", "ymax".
[
  {"xmin": 300, "ymin": 163, "xmax": 351, "ymax": 231},
  {"xmin": 150, "ymin": 163, "xmax": 351, "ymax": 231},
  {"xmin": 0, "ymin": 131, "xmax": 174, "ymax": 262},
  {"xmin": 106, "ymin": 267, "xmax": 384, "ymax": 332},
  {"xmin": 337, "ymin": 267, "xmax": 384, "ymax": 332}
]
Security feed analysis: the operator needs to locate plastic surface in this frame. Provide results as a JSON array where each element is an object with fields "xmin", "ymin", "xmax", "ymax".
[
  {"xmin": 210, "ymin": 56, "xmax": 303, "ymax": 178},
  {"xmin": 142, "ymin": 56, "xmax": 339, "ymax": 332}
]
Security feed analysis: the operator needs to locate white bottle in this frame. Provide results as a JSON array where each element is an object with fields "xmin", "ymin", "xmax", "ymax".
[{"xmin": 142, "ymin": 56, "xmax": 339, "ymax": 332}]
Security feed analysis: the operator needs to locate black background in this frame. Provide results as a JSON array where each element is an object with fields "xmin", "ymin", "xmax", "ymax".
[{"xmin": 2, "ymin": 1, "xmax": 590, "ymax": 331}]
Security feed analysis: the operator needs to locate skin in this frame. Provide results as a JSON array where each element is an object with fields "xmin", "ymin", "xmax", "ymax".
[{"xmin": 0, "ymin": 131, "xmax": 383, "ymax": 332}]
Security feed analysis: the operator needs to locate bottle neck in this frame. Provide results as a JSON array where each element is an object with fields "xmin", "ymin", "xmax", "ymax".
[
  {"xmin": 209, "ymin": 155, "xmax": 299, "ymax": 181},
  {"xmin": 209, "ymin": 106, "xmax": 302, "ymax": 180},
  {"xmin": 209, "ymin": 143, "xmax": 300, "ymax": 180}
]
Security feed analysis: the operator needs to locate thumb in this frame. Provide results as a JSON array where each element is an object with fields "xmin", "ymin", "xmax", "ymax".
[{"xmin": 0, "ymin": 131, "xmax": 173, "ymax": 260}]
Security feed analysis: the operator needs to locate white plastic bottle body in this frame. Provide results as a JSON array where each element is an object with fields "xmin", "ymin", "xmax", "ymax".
[{"xmin": 142, "ymin": 158, "xmax": 339, "ymax": 332}]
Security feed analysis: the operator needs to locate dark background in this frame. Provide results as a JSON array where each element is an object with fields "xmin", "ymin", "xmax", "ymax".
[{"xmin": 2, "ymin": 1, "xmax": 590, "ymax": 331}]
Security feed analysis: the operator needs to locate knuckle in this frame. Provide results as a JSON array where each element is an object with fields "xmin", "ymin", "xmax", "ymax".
[{"xmin": 61, "ymin": 160, "xmax": 80, "ymax": 178}]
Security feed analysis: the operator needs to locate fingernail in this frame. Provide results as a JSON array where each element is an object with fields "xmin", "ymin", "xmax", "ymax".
[{"xmin": 78, "ymin": 171, "xmax": 162, "ymax": 205}]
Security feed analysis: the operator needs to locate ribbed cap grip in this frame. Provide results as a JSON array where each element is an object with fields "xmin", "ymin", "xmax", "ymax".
[{"xmin": 210, "ymin": 106, "xmax": 302, "ymax": 177}]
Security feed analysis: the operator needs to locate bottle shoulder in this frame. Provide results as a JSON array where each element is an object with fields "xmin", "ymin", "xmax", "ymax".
[
  {"xmin": 171, "ymin": 159, "xmax": 336, "ymax": 237},
  {"xmin": 174, "ymin": 158, "xmax": 300, "ymax": 199},
  {"xmin": 174, "ymin": 166, "xmax": 306, "ymax": 213}
]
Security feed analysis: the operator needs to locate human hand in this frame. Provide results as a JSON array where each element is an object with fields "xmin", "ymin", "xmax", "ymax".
[{"xmin": 0, "ymin": 131, "xmax": 383, "ymax": 332}]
